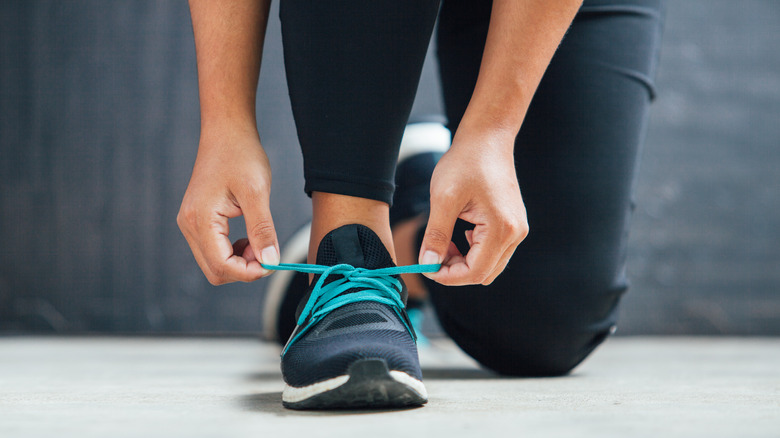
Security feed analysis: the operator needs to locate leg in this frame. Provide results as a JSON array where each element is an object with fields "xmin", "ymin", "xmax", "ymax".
[
  {"xmin": 280, "ymin": 0, "xmax": 440, "ymax": 258},
  {"xmin": 276, "ymin": 0, "xmax": 441, "ymax": 409},
  {"xmin": 428, "ymin": 0, "xmax": 665, "ymax": 375},
  {"xmin": 274, "ymin": 0, "xmax": 441, "ymax": 301}
]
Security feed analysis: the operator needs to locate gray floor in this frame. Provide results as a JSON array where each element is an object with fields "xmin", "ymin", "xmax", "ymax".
[{"xmin": 2, "ymin": 337, "xmax": 778, "ymax": 437}]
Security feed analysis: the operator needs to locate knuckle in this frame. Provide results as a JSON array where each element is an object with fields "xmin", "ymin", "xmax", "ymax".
[
  {"xmin": 499, "ymin": 218, "xmax": 517, "ymax": 235},
  {"xmin": 248, "ymin": 220, "xmax": 275, "ymax": 241},
  {"xmin": 482, "ymin": 271, "xmax": 501, "ymax": 286},
  {"xmin": 239, "ymin": 180, "xmax": 270, "ymax": 199},
  {"xmin": 482, "ymin": 267, "xmax": 504, "ymax": 286},
  {"xmin": 207, "ymin": 263, "xmax": 227, "ymax": 284},
  {"xmin": 512, "ymin": 215, "xmax": 530, "ymax": 240},
  {"xmin": 432, "ymin": 185, "xmax": 458, "ymax": 203},
  {"xmin": 205, "ymin": 273, "xmax": 225, "ymax": 286},
  {"xmin": 519, "ymin": 222, "xmax": 530, "ymax": 240},
  {"xmin": 425, "ymin": 228, "xmax": 451, "ymax": 248},
  {"xmin": 176, "ymin": 210, "xmax": 184, "ymax": 228},
  {"xmin": 475, "ymin": 270, "xmax": 492, "ymax": 285},
  {"xmin": 177, "ymin": 205, "xmax": 196, "ymax": 230},
  {"xmin": 503, "ymin": 215, "xmax": 529, "ymax": 240}
]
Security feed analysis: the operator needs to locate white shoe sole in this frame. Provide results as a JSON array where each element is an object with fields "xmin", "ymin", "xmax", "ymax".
[{"xmin": 282, "ymin": 358, "xmax": 428, "ymax": 410}]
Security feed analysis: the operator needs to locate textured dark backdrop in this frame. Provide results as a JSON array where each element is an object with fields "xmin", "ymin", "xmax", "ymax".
[{"xmin": 1, "ymin": 1, "xmax": 778, "ymax": 334}]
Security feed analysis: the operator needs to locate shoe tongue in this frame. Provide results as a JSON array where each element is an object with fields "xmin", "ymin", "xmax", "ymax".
[
  {"xmin": 315, "ymin": 224, "xmax": 394, "ymax": 270},
  {"xmin": 294, "ymin": 224, "xmax": 403, "ymax": 324}
]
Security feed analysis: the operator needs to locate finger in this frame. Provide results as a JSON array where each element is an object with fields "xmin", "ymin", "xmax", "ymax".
[
  {"xmin": 419, "ymin": 189, "xmax": 463, "ymax": 267},
  {"xmin": 232, "ymin": 238, "xmax": 250, "ymax": 258},
  {"xmin": 481, "ymin": 221, "xmax": 528, "ymax": 285},
  {"xmin": 464, "ymin": 226, "xmax": 508, "ymax": 285},
  {"xmin": 422, "ymin": 241, "xmax": 468, "ymax": 284},
  {"xmin": 179, "ymin": 215, "xmax": 220, "ymax": 281},
  {"xmin": 437, "ymin": 223, "xmax": 504, "ymax": 285},
  {"xmin": 426, "ymin": 228, "xmax": 474, "ymax": 285},
  {"xmin": 465, "ymin": 229, "xmax": 474, "ymax": 247},
  {"xmin": 183, "ymin": 233, "xmax": 210, "ymax": 278},
  {"xmin": 184, "ymin": 228, "xmax": 253, "ymax": 286},
  {"xmin": 232, "ymin": 238, "xmax": 259, "ymax": 263},
  {"xmin": 200, "ymin": 212, "xmax": 266, "ymax": 284},
  {"xmin": 482, "ymin": 243, "xmax": 517, "ymax": 285},
  {"xmin": 236, "ymin": 186, "xmax": 280, "ymax": 269}
]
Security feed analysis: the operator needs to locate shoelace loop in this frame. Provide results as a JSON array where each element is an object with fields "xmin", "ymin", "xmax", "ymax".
[{"xmin": 262, "ymin": 263, "xmax": 440, "ymax": 353}]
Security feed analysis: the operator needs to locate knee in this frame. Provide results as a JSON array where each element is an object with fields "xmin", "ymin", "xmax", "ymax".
[
  {"xmin": 436, "ymin": 308, "xmax": 615, "ymax": 377},
  {"xmin": 499, "ymin": 328, "xmax": 612, "ymax": 377},
  {"xmin": 426, "ymin": 255, "xmax": 625, "ymax": 376}
]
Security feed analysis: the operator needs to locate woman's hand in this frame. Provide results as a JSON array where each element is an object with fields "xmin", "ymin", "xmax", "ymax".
[
  {"xmin": 177, "ymin": 128, "xmax": 279, "ymax": 285},
  {"xmin": 419, "ymin": 130, "xmax": 528, "ymax": 286}
]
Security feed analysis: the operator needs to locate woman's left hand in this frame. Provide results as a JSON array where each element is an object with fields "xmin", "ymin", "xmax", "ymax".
[{"xmin": 418, "ymin": 129, "xmax": 529, "ymax": 286}]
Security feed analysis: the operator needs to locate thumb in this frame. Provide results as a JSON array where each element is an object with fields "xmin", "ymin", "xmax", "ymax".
[
  {"xmin": 419, "ymin": 193, "xmax": 461, "ymax": 266},
  {"xmin": 240, "ymin": 193, "xmax": 280, "ymax": 269}
]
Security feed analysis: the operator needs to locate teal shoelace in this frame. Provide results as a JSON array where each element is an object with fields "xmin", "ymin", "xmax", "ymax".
[{"xmin": 262, "ymin": 262, "xmax": 441, "ymax": 354}]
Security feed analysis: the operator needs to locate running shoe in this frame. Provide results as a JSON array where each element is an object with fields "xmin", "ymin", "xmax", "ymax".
[
  {"xmin": 277, "ymin": 224, "xmax": 429, "ymax": 409},
  {"xmin": 262, "ymin": 121, "xmax": 450, "ymax": 344}
]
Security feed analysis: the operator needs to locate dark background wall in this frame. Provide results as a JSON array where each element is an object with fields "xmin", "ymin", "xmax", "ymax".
[{"xmin": 1, "ymin": 1, "xmax": 778, "ymax": 334}]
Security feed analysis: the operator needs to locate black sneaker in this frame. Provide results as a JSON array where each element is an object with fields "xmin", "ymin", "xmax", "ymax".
[
  {"xmin": 280, "ymin": 224, "xmax": 427, "ymax": 409},
  {"xmin": 263, "ymin": 121, "xmax": 449, "ymax": 344}
]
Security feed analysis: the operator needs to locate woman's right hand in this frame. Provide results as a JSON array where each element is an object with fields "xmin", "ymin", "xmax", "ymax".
[{"xmin": 177, "ymin": 127, "xmax": 279, "ymax": 285}]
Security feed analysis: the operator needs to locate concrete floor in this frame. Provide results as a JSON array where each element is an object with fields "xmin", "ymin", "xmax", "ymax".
[{"xmin": 1, "ymin": 337, "xmax": 778, "ymax": 437}]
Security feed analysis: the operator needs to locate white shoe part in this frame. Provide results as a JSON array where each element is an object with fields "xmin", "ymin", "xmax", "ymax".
[
  {"xmin": 282, "ymin": 375, "xmax": 350, "ymax": 404},
  {"xmin": 281, "ymin": 371, "xmax": 427, "ymax": 404},
  {"xmin": 389, "ymin": 370, "xmax": 428, "ymax": 399},
  {"xmin": 397, "ymin": 122, "xmax": 451, "ymax": 163}
]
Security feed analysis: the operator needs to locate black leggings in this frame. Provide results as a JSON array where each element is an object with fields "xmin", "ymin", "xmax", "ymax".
[{"xmin": 281, "ymin": 0, "xmax": 665, "ymax": 376}]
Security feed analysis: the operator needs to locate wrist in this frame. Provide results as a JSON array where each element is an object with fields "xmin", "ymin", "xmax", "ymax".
[
  {"xmin": 199, "ymin": 115, "xmax": 259, "ymax": 144},
  {"xmin": 460, "ymin": 91, "xmax": 527, "ymax": 134},
  {"xmin": 450, "ymin": 116, "xmax": 518, "ymax": 157}
]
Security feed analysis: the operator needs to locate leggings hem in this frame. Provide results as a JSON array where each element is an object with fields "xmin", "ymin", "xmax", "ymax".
[{"xmin": 304, "ymin": 170, "xmax": 395, "ymax": 206}]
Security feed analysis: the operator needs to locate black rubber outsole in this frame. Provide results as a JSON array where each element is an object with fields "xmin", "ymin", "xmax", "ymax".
[{"xmin": 283, "ymin": 359, "xmax": 427, "ymax": 410}]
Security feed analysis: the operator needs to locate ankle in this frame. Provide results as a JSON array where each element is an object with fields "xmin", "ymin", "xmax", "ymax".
[{"xmin": 310, "ymin": 192, "xmax": 395, "ymax": 264}]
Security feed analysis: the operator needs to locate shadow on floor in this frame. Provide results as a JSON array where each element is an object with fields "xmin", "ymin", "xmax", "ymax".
[
  {"xmin": 238, "ymin": 366, "xmax": 503, "ymax": 415},
  {"xmin": 245, "ymin": 366, "xmax": 502, "ymax": 382}
]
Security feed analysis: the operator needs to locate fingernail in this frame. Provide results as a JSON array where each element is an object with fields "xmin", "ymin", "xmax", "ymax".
[
  {"xmin": 261, "ymin": 246, "xmax": 280, "ymax": 266},
  {"xmin": 421, "ymin": 250, "xmax": 440, "ymax": 265}
]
